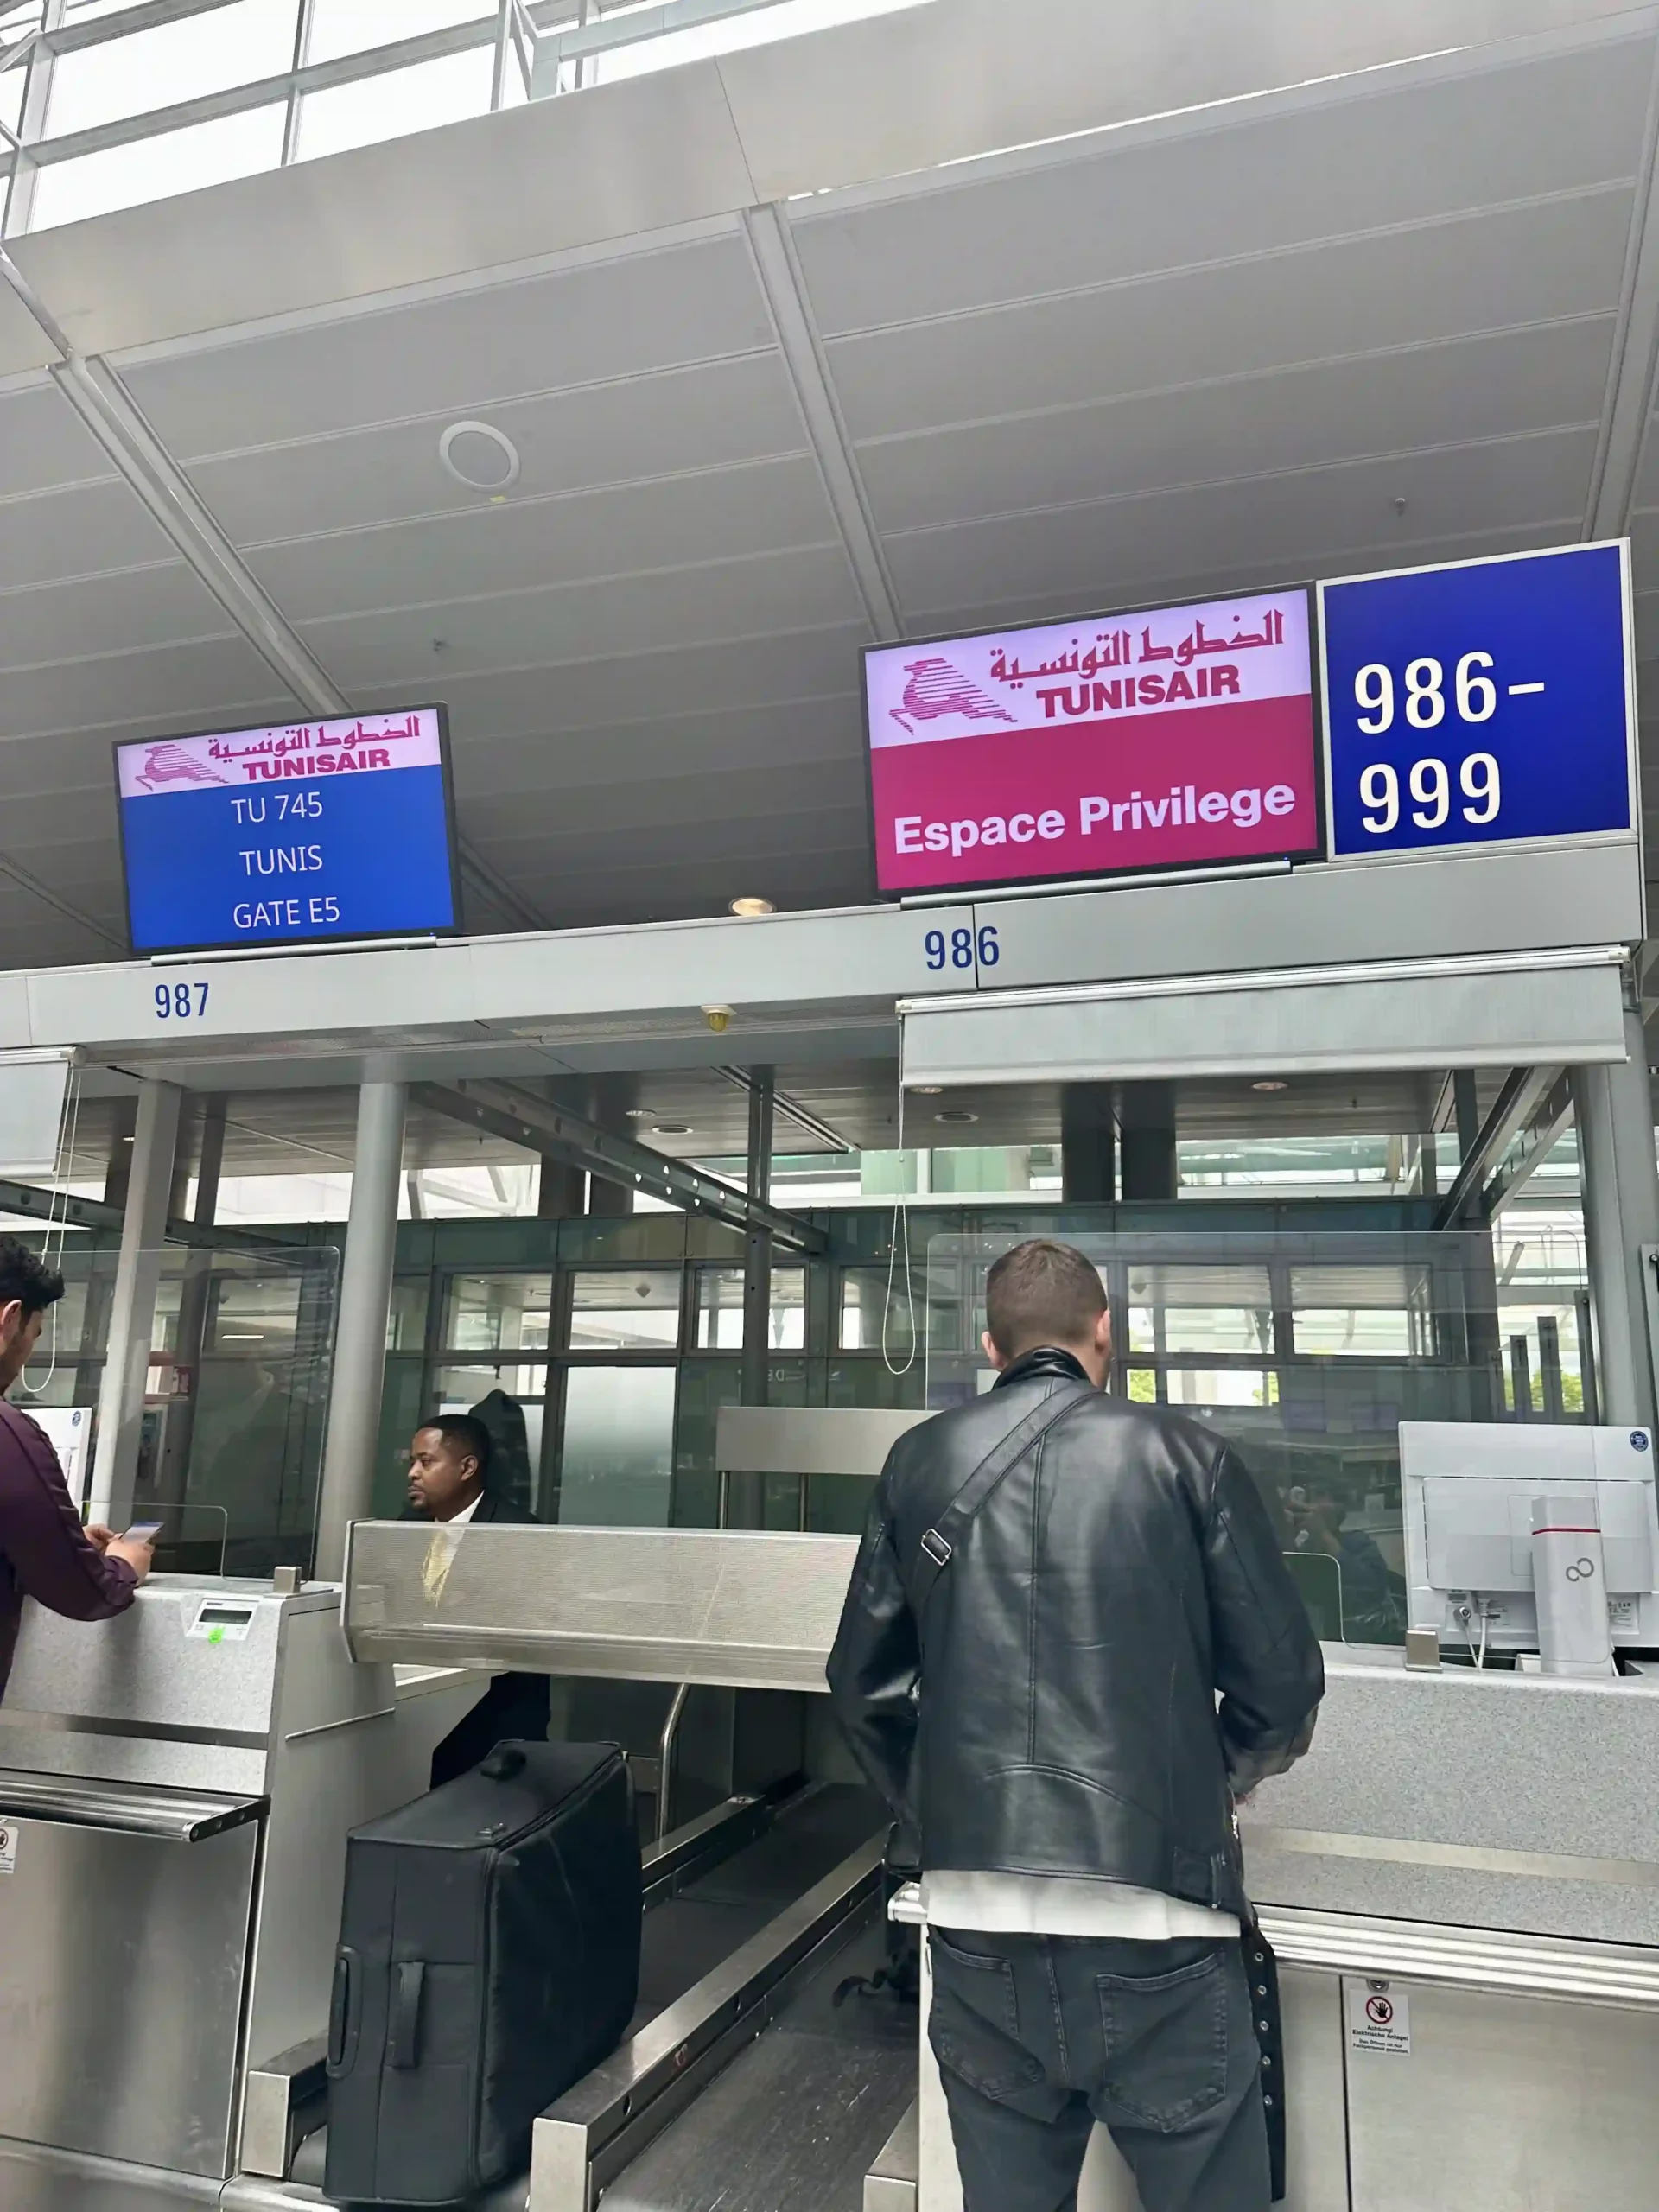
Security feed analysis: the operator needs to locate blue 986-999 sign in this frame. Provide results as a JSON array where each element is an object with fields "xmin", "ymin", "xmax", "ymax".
[{"xmin": 1319, "ymin": 542, "xmax": 1636, "ymax": 861}]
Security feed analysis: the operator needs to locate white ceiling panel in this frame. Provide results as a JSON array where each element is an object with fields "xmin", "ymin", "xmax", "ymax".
[
  {"xmin": 0, "ymin": 782, "xmax": 121, "ymax": 849},
  {"xmin": 450, "ymin": 696, "xmax": 861, "ymax": 803},
  {"xmin": 243, "ymin": 455, "xmax": 836, "ymax": 622},
  {"xmin": 462, "ymin": 755, "xmax": 862, "ymax": 844},
  {"xmin": 0, "ymin": 12, "xmax": 1654, "ymax": 970},
  {"xmin": 499, "ymin": 837, "xmax": 875, "ymax": 926},
  {"xmin": 0, "ymin": 480, "xmax": 175, "ymax": 594},
  {"xmin": 791, "ymin": 38, "xmax": 1651, "ymax": 335},
  {"xmin": 303, "ymin": 545, "xmax": 862, "ymax": 694},
  {"xmin": 0, "ymin": 382, "xmax": 120, "ymax": 500},
  {"xmin": 827, "ymin": 198, "xmax": 1627, "ymax": 442},
  {"xmin": 487, "ymin": 801, "xmax": 871, "ymax": 871},
  {"xmin": 121, "ymin": 232, "xmax": 772, "ymax": 458},
  {"xmin": 861, "ymin": 322, "xmax": 1611, "ymax": 536},
  {"xmin": 888, "ymin": 433, "xmax": 1596, "ymax": 624},
  {"xmin": 0, "ymin": 915, "xmax": 120, "ymax": 965},
  {"xmin": 189, "ymin": 354, "xmax": 808, "ymax": 547},
  {"xmin": 0, "ymin": 563, "xmax": 238, "ymax": 671},
  {"xmin": 0, "ymin": 636, "xmax": 290, "ymax": 742},
  {"xmin": 411, "ymin": 623, "xmax": 868, "ymax": 741}
]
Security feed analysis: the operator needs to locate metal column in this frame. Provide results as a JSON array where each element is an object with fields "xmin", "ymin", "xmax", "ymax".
[
  {"xmin": 89, "ymin": 1080, "xmax": 181, "ymax": 1528},
  {"xmin": 1119, "ymin": 1081, "xmax": 1178, "ymax": 1201},
  {"xmin": 1060, "ymin": 1084, "xmax": 1116, "ymax": 1204},
  {"xmin": 165, "ymin": 1099, "xmax": 229, "ymax": 1503},
  {"xmin": 314, "ymin": 1081, "xmax": 406, "ymax": 1579},
  {"xmin": 734, "ymin": 1068, "xmax": 776, "ymax": 1529},
  {"xmin": 1573, "ymin": 1001, "xmax": 1659, "ymax": 1428}
]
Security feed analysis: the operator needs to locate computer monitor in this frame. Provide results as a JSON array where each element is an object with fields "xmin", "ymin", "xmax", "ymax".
[{"xmin": 1401, "ymin": 1422, "xmax": 1659, "ymax": 1653}]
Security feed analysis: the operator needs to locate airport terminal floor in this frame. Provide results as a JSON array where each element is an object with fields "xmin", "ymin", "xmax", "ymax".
[{"xmin": 6, "ymin": 3, "xmax": 1659, "ymax": 2209}]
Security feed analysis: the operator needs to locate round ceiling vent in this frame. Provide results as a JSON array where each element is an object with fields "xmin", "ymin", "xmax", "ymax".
[{"xmin": 439, "ymin": 419, "xmax": 520, "ymax": 492}]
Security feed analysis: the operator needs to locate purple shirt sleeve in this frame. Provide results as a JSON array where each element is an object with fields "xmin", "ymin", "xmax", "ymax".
[{"xmin": 0, "ymin": 1403, "xmax": 137, "ymax": 1622}]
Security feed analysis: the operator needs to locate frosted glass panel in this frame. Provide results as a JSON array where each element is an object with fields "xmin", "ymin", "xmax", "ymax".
[
  {"xmin": 29, "ymin": 104, "xmax": 285, "ymax": 228},
  {"xmin": 559, "ymin": 1364, "xmax": 676, "ymax": 1528},
  {"xmin": 45, "ymin": 0, "xmax": 297, "ymax": 135},
  {"xmin": 296, "ymin": 45, "xmax": 493, "ymax": 161}
]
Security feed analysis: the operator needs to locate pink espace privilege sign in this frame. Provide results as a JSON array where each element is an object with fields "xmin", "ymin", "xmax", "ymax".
[{"xmin": 862, "ymin": 588, "xmax": 1321, "ymax": 896}]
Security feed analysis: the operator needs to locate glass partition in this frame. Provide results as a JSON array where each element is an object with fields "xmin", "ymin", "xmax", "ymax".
[
  {"xmin": 558, "ymin": 1364, "xmax": 677, "ymax": 1526},
  {"xmin": 925, "ymin": 1228, "xmax": 1587, "ymax": 1649},
  {"xmin": 14, "ymin": 1242, "xmax": 341, "ymax": 1578}
]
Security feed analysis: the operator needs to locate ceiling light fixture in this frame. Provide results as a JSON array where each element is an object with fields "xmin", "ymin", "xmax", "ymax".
[
  {"xmin": 729, "ymin": 896, "xmax": 774, "ymax": 918},
  {"xmin": 624, "ymin": 1108, "xmax": 651, "ymax": 1120},
  {"xmin": 912, "ymin": 1084, "xmax": 944, "ymax": 1096},
  {"xmin": 438, "ymin": 419, "xmax": 520, "ymax": 493},
  {"xmin": 936, "ymin": 1109, "xmax": 979, "ymax": 1125},
  {"xmin": 653, "ymin": 1123, "xmax": 692, "ymax": 1137},
  {"xmin": 1252, "ymin": 1080, "xmax": 1289, "ymax": 1093}
]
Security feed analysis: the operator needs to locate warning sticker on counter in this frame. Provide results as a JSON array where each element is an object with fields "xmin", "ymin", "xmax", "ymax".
[
  {"xmin": 0, "ymin": 1823, "xmax": 16, "ymax": 1876},
  {"xmin": 1348, "ymin": 1980, "xmax": 1410, "ymax": 2056}
]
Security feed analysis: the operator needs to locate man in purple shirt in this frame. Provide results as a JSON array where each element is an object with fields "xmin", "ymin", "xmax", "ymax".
[{"xmin": 0, "ymin": 1237, "xmax": 152, "ymax": 1701}]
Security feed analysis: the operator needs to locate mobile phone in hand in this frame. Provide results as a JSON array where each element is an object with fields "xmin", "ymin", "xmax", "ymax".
[{"xmin": 120, "ymin": 1522, "xmax": 164, "ymax": 1545}]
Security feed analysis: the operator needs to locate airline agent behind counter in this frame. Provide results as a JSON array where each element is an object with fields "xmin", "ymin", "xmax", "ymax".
[{"xmin": 403, "ymin": 1413, "xmax": 551, "ymax": 1787}]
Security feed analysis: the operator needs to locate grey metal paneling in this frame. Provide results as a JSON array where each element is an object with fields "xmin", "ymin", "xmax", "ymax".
[
  {"xmin": 969, "ymin": 840, "xmax": 1644, "ymax": 993},
  {"xmin": 343, "ymin": 1522, "xmax": 858, "ymax": 1690},
  {"xmin": 0, "ymin": 1815, "xmax": 258, "ymax": 2177},
  {"xmin": 716, "ymin": 1405, "xmax": 930, "ymax": 1478},
  {"xmin": 1243, "ymin": 1646, "xmax": 1659, "ymax": 1944},
  {"xmin": 902, "ymin": 947, "xmax": 1630, "ymax": 1088},
  {"xmin": 721, "ymin": 0, "xmax": 1650, "ymax": 207}
]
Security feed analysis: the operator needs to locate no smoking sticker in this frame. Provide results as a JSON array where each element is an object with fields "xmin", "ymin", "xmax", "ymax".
[
  {"xmin": 1348, "ymin": 1980, "xmax": 1410, "ymax": 2056},
  {"xmin": 0, "ymin": 1824, "xmax": 16, "ymax": 1876}
]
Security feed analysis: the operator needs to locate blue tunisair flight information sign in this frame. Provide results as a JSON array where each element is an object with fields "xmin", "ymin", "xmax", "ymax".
[
  {"xmin": 1319, "ymin": 541, "xmax": 1636, "ymax": 861},
  {"xmin": 114, "ymin": 705, "xmax": 461, "ymax": 955}
]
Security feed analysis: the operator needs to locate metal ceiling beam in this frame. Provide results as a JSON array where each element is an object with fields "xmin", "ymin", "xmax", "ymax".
[
  {"xmin": 1482, "ymin": 1071, "xmax": 1576, "ymax": 1217},
  {"xmin": 0, "ymin": 249, "xmax": 548, "ymax": 939},
  {"xmin": 0, "ymin": 1174, "xmax": 301, "ymax": 1252},
  {"xmin": 413, "ymin": 1077, "xmax": 828, "ymax": 1253},
  {"xmin": 741, "ymin": 202, "xmax": 904, "ymax": 645},
  {"xmin": 716, "ymin": 1065, "xmax": 854, "ymax": 1154},
  {"xmin": 1434, "ymin": 1066, "xmax": 1560, "ymax": 1227}
]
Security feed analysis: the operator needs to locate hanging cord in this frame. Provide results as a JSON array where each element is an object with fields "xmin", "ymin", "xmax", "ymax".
[
  {"xmin": 881, "ymin": 1079, "xmax": 917, "ymax": 1376},
  {"xmin": 22, "ymin": 1054, "xmax": 81, "ymax": 1400}
]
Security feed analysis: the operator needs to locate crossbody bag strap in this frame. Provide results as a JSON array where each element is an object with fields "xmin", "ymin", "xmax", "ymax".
[{"xmin": 910, "ymin": 1381, "xmax": 1093, "ymax": 1614}]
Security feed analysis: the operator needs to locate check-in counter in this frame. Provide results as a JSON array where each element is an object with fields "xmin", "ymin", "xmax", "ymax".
[
  {"xmin": 0, "ymin": 1576, "xmax": 461, "ymax": 2211},
  {"xmin": 338, "ymin": 1524, "xmax": 1659, "ymax": 2212}
]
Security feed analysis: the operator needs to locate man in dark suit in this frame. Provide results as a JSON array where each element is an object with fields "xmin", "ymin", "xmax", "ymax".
[{"xmin": 404, "ymin": 1414, "xmax": 551, "ymax": 1787}]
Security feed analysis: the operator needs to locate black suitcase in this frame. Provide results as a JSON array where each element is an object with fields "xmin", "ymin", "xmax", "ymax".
[{"xmin": 325, "ymin": 1739, "xmax": 641, "ymax": 2207}]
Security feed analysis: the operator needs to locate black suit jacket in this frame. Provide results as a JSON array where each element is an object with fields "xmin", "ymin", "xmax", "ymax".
[{"xmin": 404, "ymin": 1490, "xmax": 553, "ymax": 1788}]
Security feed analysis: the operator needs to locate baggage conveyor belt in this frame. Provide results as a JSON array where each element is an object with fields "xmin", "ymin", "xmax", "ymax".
[{"xmin": 229, "ymin": 1783, "xmax": 914, "ymax": 2212}]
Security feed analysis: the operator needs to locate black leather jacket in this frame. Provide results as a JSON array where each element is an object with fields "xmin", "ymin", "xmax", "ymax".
[{"xmin": 827, "ymin": 1349, "xmax": 1324, "ymax": 1917}]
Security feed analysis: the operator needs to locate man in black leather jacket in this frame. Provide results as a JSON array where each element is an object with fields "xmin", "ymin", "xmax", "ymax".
[{"xmin": 829, "ymin": 1239, "xmax": 1323, "ymax": 2212}]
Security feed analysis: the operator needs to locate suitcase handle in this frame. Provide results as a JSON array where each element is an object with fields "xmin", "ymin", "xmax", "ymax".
[
  {"xmin": 391, "ymin": 1961, "xmax": 426, "ymax": 2070},
  {"xmin": 327, "ymin": 1946, "xmax": 363, "ymax": 2079},
  {"xmin": 480, "ymin": 1745, "xmax": 526, "ymax": 1781}
]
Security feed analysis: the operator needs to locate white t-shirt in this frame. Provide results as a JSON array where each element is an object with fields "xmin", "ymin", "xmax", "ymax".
[{"xmin": 921, "ymin": 1871, "xmax": 1239, "ymax": 1942}]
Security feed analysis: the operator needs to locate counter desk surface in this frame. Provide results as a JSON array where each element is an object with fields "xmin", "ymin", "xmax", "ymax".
[{"xmin": 1244, "ymin": 1644, "xmax": 1659, "ymax": 1943}]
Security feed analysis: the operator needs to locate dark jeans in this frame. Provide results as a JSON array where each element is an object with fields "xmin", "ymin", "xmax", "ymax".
[{"xmin": 930, "ymin": 1929, "xmax": 1270, "ymax": 2212}]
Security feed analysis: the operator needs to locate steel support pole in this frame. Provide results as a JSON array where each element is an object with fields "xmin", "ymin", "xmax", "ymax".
[
  {"xmin": 1572, "ymin": 1003, "xmax": 1659, "ymax": 1428},
  {"xmin": 89, "ymin": 1079, "xmax": 181, "ymax": 1527},
  {"xmin": 315, "ymin": 1081, "xmax": 406, "ymax": 1580},
  {"xmin": 733, "ymin": 1069, "xmax": 776, "ymax": 1528}
]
